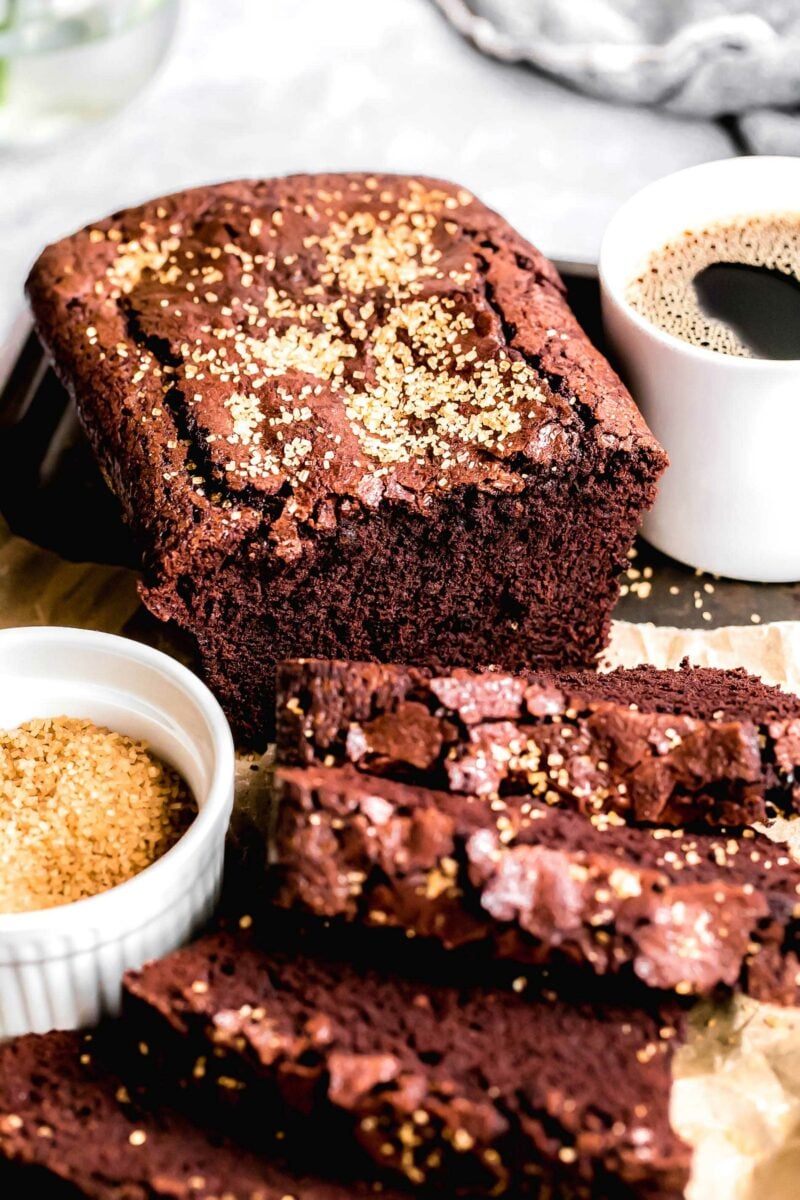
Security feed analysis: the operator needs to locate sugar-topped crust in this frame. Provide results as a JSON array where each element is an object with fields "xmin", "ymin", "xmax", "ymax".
[{"xmin": 27, "ymin": 174, "xmax": 664, "ymax": 562}]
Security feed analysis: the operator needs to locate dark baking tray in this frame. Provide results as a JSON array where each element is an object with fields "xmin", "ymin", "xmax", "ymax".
[{"xmin": 2, "ymin": 268, "xmax": 798, "ymax": 630}]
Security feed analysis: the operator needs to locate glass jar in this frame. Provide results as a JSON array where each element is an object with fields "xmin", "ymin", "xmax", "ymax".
[{"xmin": 0, "ymin": 0, "xmax": 179, "ymax": 150}]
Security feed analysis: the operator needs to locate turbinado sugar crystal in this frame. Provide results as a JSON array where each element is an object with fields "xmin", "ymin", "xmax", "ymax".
[{"xmin": 0, "ymin": 717, "xmax": 196, "ymax": 913}]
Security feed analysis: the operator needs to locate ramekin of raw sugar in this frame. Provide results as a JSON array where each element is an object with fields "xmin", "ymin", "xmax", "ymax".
[{"xmin": 0, "ymin": 626, "xmax": 235, "ymax": 1037}]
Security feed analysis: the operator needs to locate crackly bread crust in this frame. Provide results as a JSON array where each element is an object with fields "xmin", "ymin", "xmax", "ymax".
[
  {"xmin": 275, "ymin": 659, "xmax": 800, "ymax": 827},
  {"xmin": 26, "ymin": 174, "xmax": 663, "ymax": 553}
]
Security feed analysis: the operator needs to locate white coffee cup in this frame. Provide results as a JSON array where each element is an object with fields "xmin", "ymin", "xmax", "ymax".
[{"xmin": 599, "ymin": 156, "xmax": 800, "ymax": 583}]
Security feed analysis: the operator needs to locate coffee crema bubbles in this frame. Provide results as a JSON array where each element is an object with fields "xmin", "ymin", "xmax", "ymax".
[{"xmin": 625, "ymin": 214, "xmax": 800, "ymax": 360}]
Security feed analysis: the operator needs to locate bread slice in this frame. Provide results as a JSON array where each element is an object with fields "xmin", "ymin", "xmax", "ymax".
[
  {"xmin": 276, "ymin": 659, "xmax": 800, "ymax": 827},
  {"xmin": 0, "ymin": 1027, "xmax": 403, "ymax": 1199},
  {"xmin": 273, "ymin": 762, "xmax": 800, "ymax": 1001},
  {"xmin": 124, "ymin": 930, "xmax": 690, "ymax": 1199}
]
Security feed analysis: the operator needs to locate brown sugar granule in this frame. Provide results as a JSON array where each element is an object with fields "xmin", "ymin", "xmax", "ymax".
[{"xmin": 0, "ymin": 717, "xmax": 196, "ymax": 913}]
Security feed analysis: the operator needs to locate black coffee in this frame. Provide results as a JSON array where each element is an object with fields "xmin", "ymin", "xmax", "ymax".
[
  {"xmin": 626, "ymin": 214, "xmax": 800, "ymax": 359},
  {"xmin": 692, "ymin": 261, "xmax": 800, "ymax": 360}
]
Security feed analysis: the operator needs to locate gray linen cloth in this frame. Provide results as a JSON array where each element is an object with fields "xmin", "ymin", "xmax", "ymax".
[{"xmin": 433, "ymin": 0, "xmax": 800, "ymax": 150}]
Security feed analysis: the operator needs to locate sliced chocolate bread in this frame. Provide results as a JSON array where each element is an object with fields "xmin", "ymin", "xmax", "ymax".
[
  {"xmin": 276, "ymin": 659, "xmax": 800, "ymax": 827},
  {"xmin": 0, "ymin": 1028, "xmax": 402, "ymax": 1200},
  {"xmin": 273, "ymin": 763, "xmax": 800, "ymax": 1001},
  {"xmin": 124, "ymin": 931, "xmax": 690, "ymax": 1199}
]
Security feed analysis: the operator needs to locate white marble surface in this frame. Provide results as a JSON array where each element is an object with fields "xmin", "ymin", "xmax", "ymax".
[{"xmin": 0, "ymin": 0, "xmax": 734, "ymax": 354}]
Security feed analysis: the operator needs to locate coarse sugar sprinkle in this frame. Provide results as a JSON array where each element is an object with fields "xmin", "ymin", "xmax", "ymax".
[{"xmin": 0, "ymin": 717, "xmax": 196, "ymax": 914}]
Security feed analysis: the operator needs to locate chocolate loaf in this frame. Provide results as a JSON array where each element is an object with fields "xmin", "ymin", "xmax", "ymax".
[
  {"xmin": 0, "ymin": 1028, "xmax": 403, "ymax": 1200},
  {"xmin": 276, "ymin": 659, "xmax": 800, "ymax": 827},
  {"xmin": 273, "ymin": 762, "xmax": 800, "ymax": 1001},
  {"xmin": 124, "ymin": 931, "xmax": 690, "ymax": 1199},
  {"xmin": 27, "ymin": 174, "xmax": 665, "ymax": 744}
]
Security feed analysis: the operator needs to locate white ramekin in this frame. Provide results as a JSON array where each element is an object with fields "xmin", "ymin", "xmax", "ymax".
[{"xmin": 0, "ymin": 626, "xmax": 235, "ymax": 1037}]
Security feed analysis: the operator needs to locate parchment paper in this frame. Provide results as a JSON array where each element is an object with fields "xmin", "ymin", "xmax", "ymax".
[
  {"xmin": 3, "ymin": 521, "xmax": 800, "ymax": 1198},
  {"xmin": 604, "ymin": 619, "xmax": 800, "ymax": 694},
  {"xmin": 0, "ymin": 516, "xmax": 139, "ymax": 634}
]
